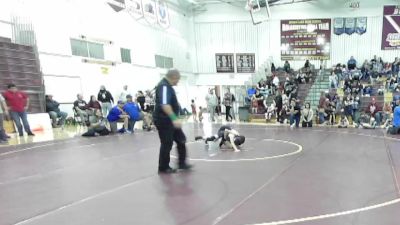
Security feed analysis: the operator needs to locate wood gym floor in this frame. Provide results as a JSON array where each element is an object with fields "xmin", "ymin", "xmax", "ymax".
[{"xmin": 0, "ymin": 123, "xmax": 399, "ymax": 225}]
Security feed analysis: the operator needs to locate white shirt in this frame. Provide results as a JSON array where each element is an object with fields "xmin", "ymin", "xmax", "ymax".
[
  {"xmin": 273, "ymin": 76, "xmax": 279, "ymax": 86},
  {"xmin": 206, "ymin": 94, "xmax": 218, "ymax": 106},
  {"xmin": 119, "ymin": 89, "xmax": 130, "ymax": 102}
]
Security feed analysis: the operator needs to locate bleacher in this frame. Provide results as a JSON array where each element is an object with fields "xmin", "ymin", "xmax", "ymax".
[{"xmin": 0, "ymin": 39, "xmax": 45, "ymax": 113}]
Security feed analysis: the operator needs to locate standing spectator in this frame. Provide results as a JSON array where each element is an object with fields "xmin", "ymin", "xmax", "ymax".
[
  {"xmin": 88, "ymin": 95, "xmax": 102, "ymax": 112},
  {"xmin": 45, "ymin": 95, "xmax": 68, "ymax": 128},
  {"xmin": 347, "ymin": 56, "xmax": 357, "ymax": 70},
  {"xmin": 145, "ymin": 89, "xmax": 155, "ymax": 113},
  {"xmin": 97, "ymin": 85, "xmax": 114, "ymax": 117},
  {"xmin": 153, "ymin": 69, "xmax": 192, "ymax": 174},
  {"xmin": 344, "ymin": 95, "xmax": 354, "ymax": 122},
  {"xmin": 301, "ymin": 102, "xmax": 313, "ymax": 127},
  {"xmin": 388, "ymin": 100, "xmax": 400, "ymax": 134},
  {"xmin": 205, "ymin": 89, "xmax": 218, "ymax": 122},
  {"xmin": 329, "ymin": 71, "xmax": 338, "ymax": 89},
  {"xmin": 191, "ymin": 99, "xmax": 197, "ymax": 122},
  {"xmin": 73, "ymin": 94, "xmax": 90, "ymax": 125},
  {"xmin": 274, "ymin": 91, "xmax": 283, "ymax": 123},
  {"xmin": 0, "ymin": 94, "xmax": 9, "ymax": 142},
  {"xmin": 271, "ymin": 63, "xmax": 276, "ymax": 73},
  {"xmin": 318, "ymin": 92, "xmax": 327, "ymax": 124},
  {"xmin": 136, "ymin": 91, "xmax": 146, "ymax": 111},
  {"xmin": 2, "ymin": 84, "xmax": 34, "ymax": 136},
  {"xmin": 289, "ymin": 99, "xmax": 301, "ymax": 128},
  {"xmin": 118, "ymin": 85, "xmax": 130, "ymax": 102},
  {"xmin": 283, "ymin": 60, "xmax": 291, "ymax": 73},
  {"xmin": 272, "ymin": 75, "xmax": 280, "ymax": 94},
  {"xmin": 107, "ymin": 100, "xmax": 130, "ymax": 133},
  {"xmin": 223, "ymin": 89, "xmax": 234, "ymax": 122}
]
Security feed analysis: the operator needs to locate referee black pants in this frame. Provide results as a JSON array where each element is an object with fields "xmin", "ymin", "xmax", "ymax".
[{"xmin": 156, "ymin": 123, "xmax": 187, "ymax": 170}]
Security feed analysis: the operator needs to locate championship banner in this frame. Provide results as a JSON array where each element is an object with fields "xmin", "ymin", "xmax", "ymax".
[
  {"xmin": 216, "ymin": 53, "xmax": 234, "ymax": 73},
  {"xmin": 142, "ymin": 0, "xmax": 157, "ymax": 24},
  {"xmin": 280, "ymin": 19, "xmax": 331, "ymax": 61},
  {"xmin": 156, "ymin": 0, "xmax": 170, "ymax": 28},
  {"xmin": 345, "ymin": 18, "xmax": 356, "ymax": 35},
  {"xmin": 334, "ymin": 18, "xmax": 345, "ymax": 35},
  {"xmin": 382, "ymin": 5, "xmax": 400, "ymax": 50},
  {"xmin": 236, "ymin": 53, "xmax": 255, "ymax": 73},
  {"xmin": 125, "ymin": 0, "xmax": 143, "ymax": 19},
  {"xmin": 355, "ymin": 17, "xmax": 367, "ymax": 35}
]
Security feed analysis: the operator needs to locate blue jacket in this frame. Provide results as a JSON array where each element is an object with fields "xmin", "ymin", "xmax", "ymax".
[
  {"xmin": 123, "ymin": 102, "xmax": 141, "ymax": 121},
  {"xmin": 107, "ymin": 106, "xmax": 122, "ymax": 122}
]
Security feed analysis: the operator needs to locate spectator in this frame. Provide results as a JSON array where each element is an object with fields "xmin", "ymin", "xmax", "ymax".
[
  {"xmin": 124, "ymin": 94, "xmax": 151, "ymax": 132},
  {"xmin": 347, "ymin": 56, "xmax": 357, "ymax": 70},
  {"xmin": 329, "ymin": 71, "xmax": 338, "ymax": 89},
  {"xmin": 136, "ymin": 91, "xmax": 146, "ymax": 111},
  {"xmin": 191, "ymin": 99, "xmax": 197, "ymax": 122},
  {"xmin": 88, "ymin": 95, "xmax": 102, "ymax": 111},
  {"xmin": 2, "ymin": 84, "xmax": 34, "ymax": 136},
  {"xmin": 271, "ymin": 63, "xmax": 276, "ymax": 73},
  {"xmin": 274, "ymin": 91, "xmax": 283, "ymax": 123},
  {"xmin": 367, "ymin": 97, "xmax": 382, "ymax": 126},
  {"xmin": 251, "ymin": 90, "xmax": 262, "ymax": 114},
  {"xmin": 264, "ymin": 101, "xmax": 275, "ymax": 121},
  {"xmin": 118, "ymin": 85, "xmax": 130, "ymax": 102},
  {"xmin": 81, "ymin": 109, "xmax": 110, "ymax": 137},
  {"xmin": 304, "ymin": 59, "xmax": 310, "ymax": 69},
  {"xmin": 338, "ymin": 114, "xmax": 350, "ymax": 128},
  {"xmin": 289, "ymin": 99, "xmax": 300, "ymax": 128},
  {"xmin": 107, "ymin": 100, "xmax": 130, "ymax": 133},
  {"xmin": 206, "ymin": 89, "xmax": 218, "ymax": 122},
  {"xmin": 361, "ymin": 60, "xmax": 370, "ymax": 80},
  {"xmin": 344, "ymin": 95, "xmax": 354, "ymax": 122},
  {"xmin": 0, "ymin": 94, "xmax": 9, "ymax": 142},
  {"xmin": 144, "ymin": 89, "xmax": 155, "ymax": 113},
  {"xmin": 272, "ymin": 75, "xmax": 280, "ymax": 93},
  {"xmin": 223, "ymin": 89, "xmax": 234, "ymax": 122},
  {"xmin": 283, "ymin": 60, "xmax": 291, "ymax": 73},
  {"xmin": 73, "ymin": 94, "xmax": 90, "ymax": 125},
  {"xmin": 301, "ymin": 102, "xmax": 313, "ymax": 127},
  {"xmin": 388, "ymin": 100, "xmax": 400, "ymax": 134},
  {"xmin": 45, "ymin": 95, "xmax": 68, "ymax": 128},
  {"xmin": 97, "ymin": 85, "xmax": 114, "ymax": 117}
]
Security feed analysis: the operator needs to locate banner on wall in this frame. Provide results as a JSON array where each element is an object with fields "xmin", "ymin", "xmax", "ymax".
[
  {"xmin": 236, "ymin": 53, "xmax": 255, "ymax": 73},
  {"xmin": 382, "ymin": 5, "xmax": 400, "ymax": 50},
  {"xmin": 344, "ymin": 18, "xmax": 356, "ymax": 35},
  {"xmin": 125, "ymin": 0, "xmax": 143, "ymax": 19},
  {"xmin": 142, "ymin": 0, "xmax": 157, "ymax": 24},
  {"xmin": 216, "ymin": 53, "xmax": 234, "ymax": 73},
  {"xmin": 334, "ymin": 18, "xmax": 345, "ymax": 35},
  {"xmin": 156, "ymin": 0, "xmax": 170, "ymax": 28},
  {"xmin": 280, "ymin": 19, "xmax": 331, "ymax": 61},
  {"xmin": 356, "ymin": 17, "xmax": 367, "ymax": 34}
]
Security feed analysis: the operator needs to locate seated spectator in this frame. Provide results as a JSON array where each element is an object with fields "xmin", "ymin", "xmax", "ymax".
[
  {"xmin": 271, "ymin": 63, "xmax": 276, "ymax": 73},
  {"xmin": 367, "ymin": 97, "xmax": 382, "ymax": 126},
  {"xmin": 289, "ymin": 99, "xmax": 300, "ymax": 128},
  {"xmin": 88, "ymin": 95, "xmax": 102, "ymax": 111},
  {"xmin": 264, "ymin": 101, "xmax": 276, "ymax": 121},
  {"xmin": 389, "ymin": 100, "xmax": 400, "ymax": 134},
  {"xmin": 284, "ymin": 60, "xmax": 291, "ymax": 73},
  {"xmin": 344, "ymin": 95, "xmax": 354, "ymax": 121},
  {"xmin": 251, "ymin": 90, "xmax": 263, "ymax": 114},
  {"xmin": 382, "ymin": 102, "xmax": 393, "ymax": 124},
  {"xmin": 82, "ymin": 109, "xmax": 110, "ymax": 137},
  {"xmin": 347, "ymin": 56, "xmax": 357, "ymax": 70},
  {"xmin": 361, "ymin": 60, "xmax": 370, "ymax": 80},
  {"xmin": 107, "ymin": 100, "xmax": 130, "ymax": 133},
  {"xmin": 392, "ymin": 57, "xmax": 399, "ymax": 76},
  {"xmin": 123, "ymin": 95, "xmax": 152, "ymax": 132},
  {"xmin": 338, "ymin": 112, "xmax": 350, "ymax": 128},
  {"xmin": 2, "ymin": 84, "xmax": 35, "ymax": 136},
  {"xmin": 45, "ymin": 95, "xmax": 67, "ymax": 128},
  {"xmin": 301, "ymin": 102, "xmax": 313, "ymax": 127},
  {"xmin": 73, "ymin": 94, "xmax": 90, "ymax": 125}
]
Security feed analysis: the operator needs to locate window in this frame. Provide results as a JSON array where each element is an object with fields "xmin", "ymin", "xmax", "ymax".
[
  {"xmin": 120, "ymin": 48, "xmax": 131, "ymax": 63},
  {"xmin": 155, "ymin": 55, "xmax": 173, "ymax": 68},
  {"xmin": 70, "ymin": 38, "xmax": 104, "ymax": 59}
]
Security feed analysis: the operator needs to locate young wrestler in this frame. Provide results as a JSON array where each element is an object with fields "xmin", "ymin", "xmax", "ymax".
[{"xmin": 195, "ymin": 125, "xmax": 245, "ymax": 152}]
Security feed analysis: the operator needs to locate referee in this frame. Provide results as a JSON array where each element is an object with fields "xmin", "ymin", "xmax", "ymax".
[{"xmin": 153, "ymin": 69, "xmax": 192, "ymax": 174}]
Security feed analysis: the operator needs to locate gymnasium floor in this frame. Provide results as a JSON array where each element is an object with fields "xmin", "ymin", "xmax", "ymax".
[{"xmin": 0, "ymin": 123, "xmax": 400, "ymax": 225}]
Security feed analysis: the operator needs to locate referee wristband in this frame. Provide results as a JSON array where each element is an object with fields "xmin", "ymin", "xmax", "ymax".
[{"xmin": 169, "ymin": 113, "xmax": 178, "ymax": 121}]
